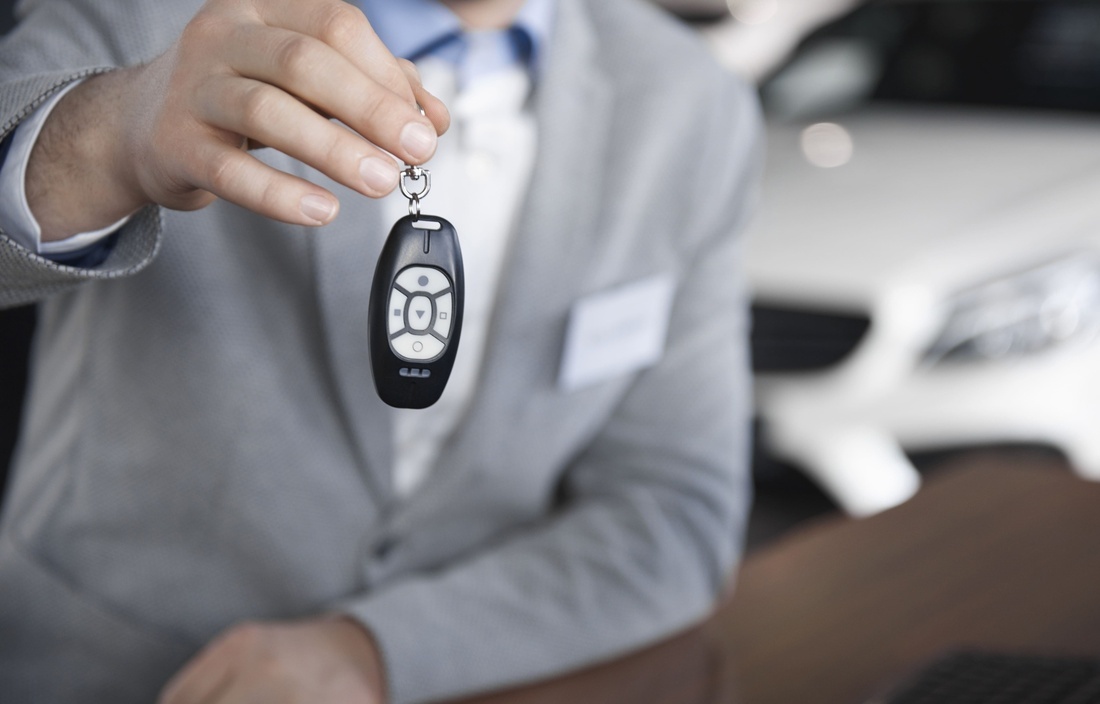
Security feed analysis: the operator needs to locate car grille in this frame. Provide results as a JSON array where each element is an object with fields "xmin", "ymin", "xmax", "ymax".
[{"xmin": 751, "ymin": 304, "xmax": 872, "ymax": 373}]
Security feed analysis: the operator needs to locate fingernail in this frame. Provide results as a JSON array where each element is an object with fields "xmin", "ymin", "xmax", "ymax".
[
  {"xmin": 359, "ymin": 156, "xmax": 400, "ymax": 193},
  {"xmin": 400, "ymin": 122, "xmax": 436, "ymax": 162},
  {"xmin": 300, "ymin": 194, "xmax": 335, "ymax": 224}
]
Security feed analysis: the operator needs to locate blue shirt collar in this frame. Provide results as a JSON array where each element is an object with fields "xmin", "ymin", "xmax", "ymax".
[{"xmin": 355, "ymin": 0, "xmax": 555, "ymax": 76}]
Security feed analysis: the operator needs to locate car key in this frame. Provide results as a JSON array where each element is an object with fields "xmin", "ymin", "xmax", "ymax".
[{"xmin": 369, "ymin": 165, "xmax": 464, "ymax": 409}]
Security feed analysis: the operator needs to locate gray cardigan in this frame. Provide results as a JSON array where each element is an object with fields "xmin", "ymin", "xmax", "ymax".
[{"xmin": 0, "ymin": 0, "xmax": 762, "ymax": 701}]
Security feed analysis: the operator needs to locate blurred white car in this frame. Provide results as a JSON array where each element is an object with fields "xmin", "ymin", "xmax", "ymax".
[{"xmin": 741, "ymin": 0, "xmax": 1100, "ymax": 515}]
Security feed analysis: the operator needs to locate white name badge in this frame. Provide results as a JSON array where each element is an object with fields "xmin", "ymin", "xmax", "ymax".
[{"xmin": 558, "ymin": 274, "xmax": 676, "ymax": 392}]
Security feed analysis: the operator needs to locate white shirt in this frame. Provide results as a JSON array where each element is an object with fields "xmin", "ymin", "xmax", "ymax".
[{"xmin": 388, "ymin": 58, "xmax": 536, "ymax": 496}]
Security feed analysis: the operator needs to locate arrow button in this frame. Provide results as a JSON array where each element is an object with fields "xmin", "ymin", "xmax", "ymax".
[{"xmin": 407, "ymin": 295, "xmax": 433, "ymax": 332}]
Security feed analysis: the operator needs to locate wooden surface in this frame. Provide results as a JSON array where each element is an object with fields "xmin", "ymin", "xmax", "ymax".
[
  {"xmin": 453, "ymin": 453, "xmax": 1100, "ymax": 704},
  {"xmin": 717, "ymin": 453, "xmax": 1100, "ymax": 703},
  {"xmin": 451, "ymin": 625, "xmax": 726, "ymax": 704}
]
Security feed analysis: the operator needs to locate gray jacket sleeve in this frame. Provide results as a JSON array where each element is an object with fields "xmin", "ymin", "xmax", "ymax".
[
  {"xmin": 340, "ymin": 79, "xmax": 764, "ymax": 704},
  {"xmin": 0, "ymin": 0, "xmax": 194, "ymax": 309}
]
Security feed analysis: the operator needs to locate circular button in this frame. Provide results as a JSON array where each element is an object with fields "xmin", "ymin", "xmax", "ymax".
[
  {"xmin": 391, "ymin": 332, "xmax": 445, "ymax": 361},
  {"xmin": 396, "ymin": 267, "xmax": 450, "ymax": 295}
]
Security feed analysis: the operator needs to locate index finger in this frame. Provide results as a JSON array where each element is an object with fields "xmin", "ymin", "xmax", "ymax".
[
  {"xmin": 399, "ymin": 59, "xmax": 451, "ymax": 137},
  {"xmin": 256, "ymin": 1, "xmax": 419, "ymax": 111}
]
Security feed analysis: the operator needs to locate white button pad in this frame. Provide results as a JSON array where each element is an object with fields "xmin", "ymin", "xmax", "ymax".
[{"xmin": 386, "ymin": 266, "xmax": 454, "ymax": 362}]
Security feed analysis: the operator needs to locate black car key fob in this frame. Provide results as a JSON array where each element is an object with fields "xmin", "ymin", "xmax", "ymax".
[{"xmin": 369, "ymin": 214, "xmax": 464, "ymax": 409}]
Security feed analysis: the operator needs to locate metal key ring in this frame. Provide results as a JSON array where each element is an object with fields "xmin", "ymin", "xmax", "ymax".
[{"xmin": 401, "ymin": 165, "xmax": 431, "ymax": 217}]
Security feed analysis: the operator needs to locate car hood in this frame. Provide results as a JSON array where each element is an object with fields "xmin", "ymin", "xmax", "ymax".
[{"xmin": 745, "ymin": 106, "xmax": 1100, "ymax": 312}]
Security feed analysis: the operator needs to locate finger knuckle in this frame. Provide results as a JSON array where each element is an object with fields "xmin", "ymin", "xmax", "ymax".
[
  {"xmin": 322, "ymin": 140, "xmax": 348, "ymax": 177},
  {"xmin": 397, "ymin": 58, "xmax": 421, "ymax": 82},
  {"xmin": 316, "ymin": 3, "xmax": 364, "ymax": 50},
  {"xmin": 272, "ymin": 35, "xmax": 322, "ymax": 82},
  {"xmin": 256, "ymin": 177, "xmax": 287, "ymax": 215},
  {"xmin": 239, "ymin": 83, "xmax": 279, "ymax": 132},
  {"xmin": 358, "ymin": 90, "xmax": 396, "ymax": 131},
  {"xmin": 181, "ymin": 10, "xmax": 222, "ymax": 45},
  {"xmin": 176, "ymin": 15, "xmax": 226, "ymax": 68}
]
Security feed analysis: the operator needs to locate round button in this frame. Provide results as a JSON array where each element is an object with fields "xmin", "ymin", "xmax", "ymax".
[
  {"xmin": 391, "ymin": 332, "xmax": 446, "ymax": 361},
  {"xmin": 396, "ymin": 267, "xmax": 450, "ymax": 295}
]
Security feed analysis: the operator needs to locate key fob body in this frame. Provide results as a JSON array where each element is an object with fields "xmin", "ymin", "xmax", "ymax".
[{"xmin": 369, "ymin": 214, "xmax": 464, "ymax": 409}]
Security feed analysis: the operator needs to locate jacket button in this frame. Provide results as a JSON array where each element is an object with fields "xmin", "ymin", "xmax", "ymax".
[{"xmin": 373, "ymin": 538, "xmax": 398, "ymax": 560}]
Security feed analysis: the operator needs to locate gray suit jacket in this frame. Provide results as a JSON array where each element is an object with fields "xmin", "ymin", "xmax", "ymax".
[{"xmin": 0, "ymin": 0, "xmax": 761, "ymax": 702}]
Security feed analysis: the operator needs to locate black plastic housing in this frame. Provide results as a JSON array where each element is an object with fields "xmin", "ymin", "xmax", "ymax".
[{"xmin": 369, "ymin": 214, "xmax": 464, "ymax": 409}]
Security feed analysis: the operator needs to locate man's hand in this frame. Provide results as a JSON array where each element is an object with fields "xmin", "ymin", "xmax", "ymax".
[
  {"xmin": 157, "ymin": 617, "xmax": 387, "ymax": 704},
  {"xmin": 28, "ymin": 0, "xmax": 450, "ymax": 240}
]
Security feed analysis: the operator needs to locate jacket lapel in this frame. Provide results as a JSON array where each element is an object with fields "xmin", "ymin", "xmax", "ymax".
[{"xmin": 311, "ymin": 191, "xmax": 395, "ymax": 501}]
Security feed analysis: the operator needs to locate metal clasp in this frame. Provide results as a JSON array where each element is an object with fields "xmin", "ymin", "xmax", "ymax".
[{"xmin": 400, "ymin": 165, "xmax": 431, "ymax": 218}]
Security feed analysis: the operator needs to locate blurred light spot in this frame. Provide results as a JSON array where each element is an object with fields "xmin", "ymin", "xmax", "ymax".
[
  {"xmin": 728, "ymin": 0, "xmax": 778, "ymax": 25},
  {"xmin": 800, "ymin": 122, "xmax": 854, "ymax": 168}
]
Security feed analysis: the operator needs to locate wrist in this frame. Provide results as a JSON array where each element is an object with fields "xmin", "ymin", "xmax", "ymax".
[{"xmin": 29, "ymin": 70, "xmax": 151, "ymax": 242}]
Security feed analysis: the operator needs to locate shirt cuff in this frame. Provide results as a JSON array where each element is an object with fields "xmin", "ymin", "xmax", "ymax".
[{"xmin": 0, "ymin": 79, "xmax": 132, "ymax": 256}]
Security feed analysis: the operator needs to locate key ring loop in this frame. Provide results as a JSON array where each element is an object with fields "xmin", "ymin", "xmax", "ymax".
[{"xmin": 400, "ymin": 165, "xmax": 431, "ymax": 217}]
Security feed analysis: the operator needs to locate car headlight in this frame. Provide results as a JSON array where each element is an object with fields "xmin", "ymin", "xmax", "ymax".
[{"xmin": 924, "ymin": 256, "xmax": 1100, "ymax": 365}]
